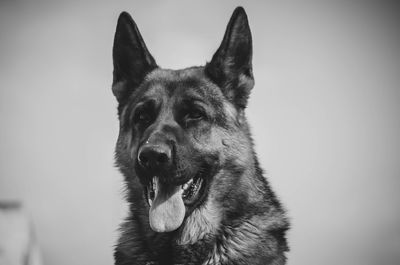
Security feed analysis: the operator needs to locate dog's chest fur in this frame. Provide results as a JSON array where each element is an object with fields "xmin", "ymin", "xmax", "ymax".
[{"xmin": 116, "ymin": 210, "xmax": 288, "ymax": 265}]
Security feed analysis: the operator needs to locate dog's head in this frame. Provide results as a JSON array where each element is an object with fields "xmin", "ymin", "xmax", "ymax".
[{"xmin": 112, "ymin": 7, "xmax": 255, "ymax": 234}]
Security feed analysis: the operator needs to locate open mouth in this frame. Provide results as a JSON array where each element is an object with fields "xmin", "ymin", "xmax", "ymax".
[
  {"xmin": 146, "ymin": 176, "xmax": 204, "ymax": 206},
  {"xmin": 144, "ymin": 175, "xmax": 205, "ymax": 233}
]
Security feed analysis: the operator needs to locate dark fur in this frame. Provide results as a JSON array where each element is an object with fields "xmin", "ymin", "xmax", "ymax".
[{"xmin": 112, "ymin": 7, "xmax": 289, "ymax": 265}]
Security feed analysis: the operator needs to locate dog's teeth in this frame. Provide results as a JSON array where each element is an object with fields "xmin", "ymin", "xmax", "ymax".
[
  {"xmin": 153, "ymin": 176, "xmax": 159, "ymax": 196},
  {"xmin": 147, "ymin": 181, "xmax": 154, "ymax": 206},
  {"xmin": 182, "ymin": 178, "xmax": 193, "ymax": 191},
  {"xmin": 146, "ymin": 176, "xmax": 159, "ymax": 206},
  {"xmin": 181, "ymin": 177, "xmax": 204, "ymax": 201}
]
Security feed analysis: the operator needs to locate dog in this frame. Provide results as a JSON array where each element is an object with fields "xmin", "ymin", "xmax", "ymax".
[{"xmin": 111, "ymin": 7, "xmax": 289, "ymax": 265}]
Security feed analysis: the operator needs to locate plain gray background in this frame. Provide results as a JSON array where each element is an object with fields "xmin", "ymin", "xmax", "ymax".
[{"xmin": 1, "ymin": 1, "xmax": 399, "ymax": 265}]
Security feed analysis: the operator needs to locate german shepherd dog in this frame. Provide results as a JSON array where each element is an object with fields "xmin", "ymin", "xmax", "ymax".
[{"xmin": 111, "ymin": 7, "xmax": 289, "ymax": 265}]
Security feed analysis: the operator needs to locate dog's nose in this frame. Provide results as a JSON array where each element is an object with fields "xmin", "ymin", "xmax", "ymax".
[{"xmin": 137, "ymin": 144, "xmax": 172, "ymax": 171}]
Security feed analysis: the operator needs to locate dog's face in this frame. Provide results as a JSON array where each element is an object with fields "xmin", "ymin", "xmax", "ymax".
[
  {"xmin": 119, "ymin": 69, "xmax": 227, "ymax": 233},
  {"xmin": 112, "ymin": 7, "xmax": 254, "ymax": 234}
]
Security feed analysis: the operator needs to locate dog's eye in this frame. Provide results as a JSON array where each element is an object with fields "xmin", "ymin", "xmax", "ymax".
[
  {"xmin": 133, "ymin": 100, "xmax": 157, "ymax": 126},
  {"xmin": 134, "ymin": 110, "xmax": 152, "ymax": 125},
  {"xmin": 184, "ymin": 109, "xmax": 205, "ymax": 121}
]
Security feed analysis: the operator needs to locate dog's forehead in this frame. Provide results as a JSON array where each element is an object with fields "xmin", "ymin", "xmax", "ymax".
[{"xmin": 142, "ymin": 68, "xmax": 222, "ymax": 101}]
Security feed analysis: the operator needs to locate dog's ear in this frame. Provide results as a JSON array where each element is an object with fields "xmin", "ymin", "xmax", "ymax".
[
  {"xmin": 205, "ymin": 7, "xmax": 254, "ymax": 109},
  {"xmin": 112, "ymin": 12, "xmax": 157, "ymax": 103}
]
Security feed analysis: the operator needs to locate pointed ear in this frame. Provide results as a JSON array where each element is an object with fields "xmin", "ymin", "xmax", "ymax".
[
  {"xmin": 205, "ymin": 7, "xmax": 254, "ymax": 109},
  {"xmin": 112, "ymin": 12, "xmax": 157, "ymax": 103}
]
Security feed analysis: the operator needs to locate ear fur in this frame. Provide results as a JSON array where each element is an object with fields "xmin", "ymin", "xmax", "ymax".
[
  {"xmin": 112, "ymin": 12, "xmax": 158, "ymax": 103},
  {"xmin": 205, "ymin": 7, "xmax": 254, "ymax": 109}
]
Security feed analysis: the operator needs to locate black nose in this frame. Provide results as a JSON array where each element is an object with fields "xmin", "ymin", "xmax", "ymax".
[{"xmin": 137, "ymin": 144, "xmax": 172, "ymax": 171}]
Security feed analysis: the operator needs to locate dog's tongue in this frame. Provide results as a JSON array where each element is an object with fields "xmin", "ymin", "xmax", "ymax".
[{"xmin": 149, "ymin": 181, "xmax": 185, "ymax": 232}]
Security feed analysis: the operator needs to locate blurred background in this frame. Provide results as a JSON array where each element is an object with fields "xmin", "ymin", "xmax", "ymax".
[{"xmin": 0, "ymin": 1, "xmax": 399, "ymax": 265}]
